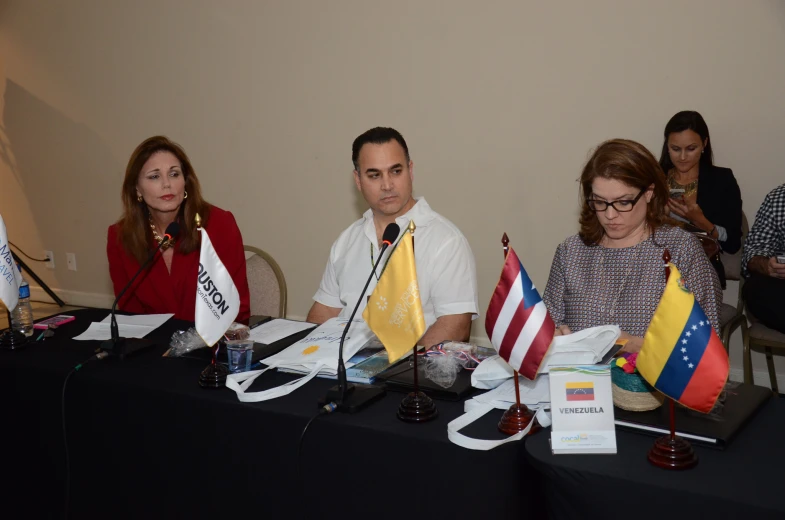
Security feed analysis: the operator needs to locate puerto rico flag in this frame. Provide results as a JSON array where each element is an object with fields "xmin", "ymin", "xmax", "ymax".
[{"xmin": 485, "ymin": 247, "xmax": 555, "ymax": 380}]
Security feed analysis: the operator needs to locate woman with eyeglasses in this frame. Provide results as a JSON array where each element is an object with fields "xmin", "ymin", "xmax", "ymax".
[
  {"xmin": 659, "ymin": 111, "xmax": 743, "ymax": 288},
  {"xmin": 543, "ymin": 139, "xmax": 722, "ymax": 353}
]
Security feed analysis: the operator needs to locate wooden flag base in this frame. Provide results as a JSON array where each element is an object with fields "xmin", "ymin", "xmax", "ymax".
[
  {"xmin": 199, "ymin": 344, "xmax": 228, "ymax": 388},
  {"xmin": 397, "ymin": 391, "xmax": 438, "ymax": 422},
  {"xmin": 0, "ymin": 329, "xmax": 29, "ymax": 350},
  {"xmin": 498, "ymin": 403, "xmax": 540, "ymax": 435},
  {"xmin": 647, "ymin": 398, "xmax": 698, "ymax": 469},
  {"xmin": 648, "ymin": 435, "xmax": 698, "ymax": 469},
  {"xmin": 199, "ymin": 362, "xmax": 229, "ymax": 388}
]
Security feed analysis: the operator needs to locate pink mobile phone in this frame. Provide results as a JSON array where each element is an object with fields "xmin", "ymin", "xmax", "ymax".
[{"xmin": 33, "ymin": 314, "xmax": 76, "ymax": 330}]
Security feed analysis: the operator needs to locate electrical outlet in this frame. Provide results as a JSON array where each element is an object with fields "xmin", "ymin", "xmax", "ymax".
[
  {"xmin": 66, "ymin": 252, "xmax": 77, "ymax": 271},
  {"xmin": 44, "ymin": 250, "xmax": 55, "ymax": 269}
]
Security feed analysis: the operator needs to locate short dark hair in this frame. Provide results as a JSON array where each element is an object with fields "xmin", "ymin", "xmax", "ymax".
[
  {"xmin": 579, "ymin": 139, "xmax": 669, "ymax": 246},
  {"xmin": 659, "ymin": 111, "xmax": 714, "ymax": 172},
  {"xmin": 351, "ymin": 127, "xmax": 410, "ymax": 170}
]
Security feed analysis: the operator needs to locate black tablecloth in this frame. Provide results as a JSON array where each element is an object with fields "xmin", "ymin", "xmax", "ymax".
[
  {"xmin": 526, "ymin": 396, "xmax": 785, "ymax": 519},
  {"xmin": 1, "ymin": 309, "xmax": 541, "ymax": 520}
]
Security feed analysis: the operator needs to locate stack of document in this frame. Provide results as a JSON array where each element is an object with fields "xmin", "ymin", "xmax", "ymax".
[{"xmin": 73, "ymin": 314, "xmax": 174, "ymax": 341}]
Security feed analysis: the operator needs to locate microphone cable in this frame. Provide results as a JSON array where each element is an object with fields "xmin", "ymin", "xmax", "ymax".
[
  {"xmin": 297, "ymin": 402, "xmax": 337, "ymax": 488},
  {"xmin": 62, "ymin": 351, "xmax": 109, "ymax": 519}
]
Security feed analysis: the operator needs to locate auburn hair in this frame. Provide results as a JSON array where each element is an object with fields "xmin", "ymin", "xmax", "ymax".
[
  {"xmin": 578, "ymin": 139, "xmax": 669, "ymax": 246},
  {"xmin": 115, "ymin": 136, "xmax": 211, "ymax": 265}
]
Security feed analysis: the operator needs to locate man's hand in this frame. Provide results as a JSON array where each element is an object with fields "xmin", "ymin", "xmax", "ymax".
[
  {"xmin": 419, "ymin": 313, "xmax": 472, "ymax": 348},
  {"xmin": 305, "ymin": 302, "xmax": 341, "ymax": 324},
  {"xmin": 748, "ymin": 256, "xmax": 785, "ymax": 279}
]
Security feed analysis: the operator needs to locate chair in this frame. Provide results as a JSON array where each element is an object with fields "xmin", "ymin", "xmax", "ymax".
[
  {"xmin": 719, "ymin": 212, "xmax": 749, "ymax": 351},
  {"xmin": 742, "ymin": 305, "xmax": 785, "ymax": 393},
  {"xmin": 244, "ymin": 245, "xmax": 287, "ymax": 318}
]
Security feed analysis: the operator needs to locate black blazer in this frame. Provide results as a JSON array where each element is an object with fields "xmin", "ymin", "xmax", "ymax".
[{"xmin": 696, "ymin": 165, "xmax": 743, "ymax": 254}]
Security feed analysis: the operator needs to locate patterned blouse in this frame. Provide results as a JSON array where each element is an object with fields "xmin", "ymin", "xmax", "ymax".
[{"xmin": 543, "ymin": 225, "xmax": 722, "ymax": 337}]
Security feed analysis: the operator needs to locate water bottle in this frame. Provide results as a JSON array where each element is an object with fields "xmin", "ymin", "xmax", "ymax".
[{"xmin": 11, "ymin": 266, "xmax": 34, "ymax": 337}]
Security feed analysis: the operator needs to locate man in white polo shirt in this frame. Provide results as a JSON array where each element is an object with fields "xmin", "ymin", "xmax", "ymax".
[{"xmin": 306, "ymin": 127, "xmax": 479, "ymax": 347}]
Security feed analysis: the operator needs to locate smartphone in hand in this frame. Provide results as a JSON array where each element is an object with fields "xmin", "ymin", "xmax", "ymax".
[
  {"xmin": 775, "ymin": 252, "xmax": 785, "ymax": 264},
  {"xmin": 669, "ymin": 188, "xmax": 685, "ymax": 200}
]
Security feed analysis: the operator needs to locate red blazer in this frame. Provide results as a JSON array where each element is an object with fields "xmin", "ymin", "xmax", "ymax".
[{"xmin": 107, "ymin": 206, "xmax": 250, "ymax": 323}]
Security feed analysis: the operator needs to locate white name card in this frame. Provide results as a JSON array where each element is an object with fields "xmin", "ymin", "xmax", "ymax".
[{"xmin": 548, "ymin": 365, "xmax": 617, "ymax": 454}]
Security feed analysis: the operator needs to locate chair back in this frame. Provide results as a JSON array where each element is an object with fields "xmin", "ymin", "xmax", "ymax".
[
  {"xmin": 721, "ymin": 211, "xmax": 749, "ymax": 283},
  {"xmin": 244, "ymin": 245, "xmax": 287, "ymax": 318}
]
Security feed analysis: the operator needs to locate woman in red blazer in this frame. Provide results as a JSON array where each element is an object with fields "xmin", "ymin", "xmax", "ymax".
[{"xmin": 107, "ymin": 136, "xmax": 250, "ymax": 323}]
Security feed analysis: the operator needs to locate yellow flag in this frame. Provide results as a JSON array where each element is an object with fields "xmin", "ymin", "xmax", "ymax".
[{"xmin": 362, "ymin": 231, "xmax": 426, "ymax": 363}]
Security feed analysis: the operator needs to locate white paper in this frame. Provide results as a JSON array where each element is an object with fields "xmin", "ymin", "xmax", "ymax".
[
  {"xmin": 73, "ymin": 313, "xmax": 174, "ymax": 341},
  {"xmin": 473, "ymin": 375, "xmax": 551, "ymax": 407},
  {"xmin": 248, "ymin": 319, "xmax": 315, "ymax": 344},
  {"xmin": 548, "ymin": 365, "xmax": 617, "ymax": 454},
  {"xmin": 263, "ymin": 317, "xmax": 374, "ymax": 374},
  {"xmin": 99, "ymin": 314, "xmax": 174, "ymax": 327}
]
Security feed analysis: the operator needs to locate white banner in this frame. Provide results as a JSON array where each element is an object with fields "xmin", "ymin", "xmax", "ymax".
[
  {"xmin": 0, "ymin": 214, "xmax": 22, "ymax": 311},
  {"xmin": 194, "ymin": 227, "xmax": 240, "ymax": 346}
]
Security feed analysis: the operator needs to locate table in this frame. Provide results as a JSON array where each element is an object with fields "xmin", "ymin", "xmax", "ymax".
[
  {"xmin": 525, "ymin": 396, "xmax": 785, "ymax": 519},
  {"xmin": 1, "ymin": 309, "xmax": 542, "ymax": 520}
]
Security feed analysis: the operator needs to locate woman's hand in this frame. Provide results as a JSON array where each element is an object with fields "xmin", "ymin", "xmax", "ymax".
[
  {"xmin": 618, "ymin": 332, "xmax": 644, "ymax": 353},
  {"xmin": 668, "ymin": 196, "xmax": 706, "ymax": 221},
  {"xmin": 554, "ymin": 324, "xmax": 572, "ymax": 337},
  {"xmin": 667, "ymin": 195, "xmax": 706, "ymax": 224}
]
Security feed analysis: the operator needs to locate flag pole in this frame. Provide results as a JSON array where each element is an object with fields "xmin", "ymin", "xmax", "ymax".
[
  {"xmin": 195, "ymin": 213, "xmax": 230, "ymax": 389},
  {"xmin": 498, "ymin": 233, "xmax": 539, "ymax": 436},
  {"xmin": 646, "ymin": 249, "xmax": 697, "ymax": 469},
  {"xmin": 397, "ymin": 220, "xmax": 438, "ymax": 423}
]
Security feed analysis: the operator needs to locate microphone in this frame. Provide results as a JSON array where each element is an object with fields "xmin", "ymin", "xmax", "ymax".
[
  {"xmin": 322, "ymin": 222, "xmax": 400, "ymax": 413},
  {"xmin": 101, "ymin": 221, "xmax": 180, "ymax": 360}
]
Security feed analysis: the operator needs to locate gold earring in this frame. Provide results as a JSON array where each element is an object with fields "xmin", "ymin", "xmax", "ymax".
[
  {"xmin": 137, "ymin": 194, "xmax": 143, "ymax": 202},
  {"xmin": 183, "ymin": 191, "xmax": 188, "ymax": 199}
]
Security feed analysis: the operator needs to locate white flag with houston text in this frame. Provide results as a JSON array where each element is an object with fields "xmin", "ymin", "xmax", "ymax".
[
  {"xmin": 0, "ymin": 214, "xmax": 23, "ymax": 311},
  {"xmin": 194, "ymin": 227, "xmax": 240, "ymax": 346}
]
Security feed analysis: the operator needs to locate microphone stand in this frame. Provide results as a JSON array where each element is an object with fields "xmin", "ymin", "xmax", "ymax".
[
  {"xmin": 101, "ymin": 237, "xmax": 171, "ymax": 360},
  {"xmin": 322, "ymin": 244, "xmax": 390, "ymax": 413}
]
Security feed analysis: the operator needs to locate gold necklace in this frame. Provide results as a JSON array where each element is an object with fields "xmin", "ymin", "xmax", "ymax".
[
  {"xmin": 149, "ymin": 215, "xmax": 176, "ymax": 250},
  {"xmin": 668, "ymin": 169, "xmax": 699, "ymax": 198}
]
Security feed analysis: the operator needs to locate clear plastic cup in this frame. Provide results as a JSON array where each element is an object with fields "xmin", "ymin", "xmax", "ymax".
[{"xmin": 226, "ymin": 339, "xmax": 253, "ymax": 373}]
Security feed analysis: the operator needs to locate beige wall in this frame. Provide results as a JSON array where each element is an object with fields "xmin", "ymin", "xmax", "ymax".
[{"xmin": 1, "ymin": 0, "xmax": 784, "ymax": 382}]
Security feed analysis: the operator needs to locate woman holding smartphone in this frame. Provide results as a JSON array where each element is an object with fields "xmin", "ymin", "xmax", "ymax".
[{"xmin": 659, "ymin": 111, "xmax": 743, "ymax": 287}]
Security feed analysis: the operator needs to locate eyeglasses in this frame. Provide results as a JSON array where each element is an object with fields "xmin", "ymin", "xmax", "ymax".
[{"xmin": 587, "ymin": 190, "xmax": 645, "ymax": 212}]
